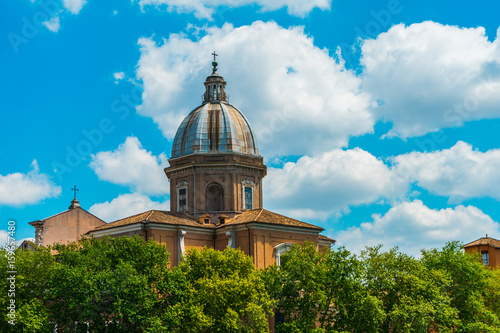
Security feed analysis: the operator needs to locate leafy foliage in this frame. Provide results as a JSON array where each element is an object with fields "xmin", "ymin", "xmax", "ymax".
[
  {"xmin": 361, "ymin": 245, "xmax": 458, "ymax": 333},
  {"xmin": 264, "ymin": 242, "xmax": 384, "ymax": 333},
  {"xmin": 173, "ymin": 247, "xmax": 275, "ymax": 333},
  {"xmin": 1, "ymin": 238, "xmax": 499, "ymax": 332},
  {"xmin": 421, "ymin": 241, "xmax": 500, "ymax": 332}
]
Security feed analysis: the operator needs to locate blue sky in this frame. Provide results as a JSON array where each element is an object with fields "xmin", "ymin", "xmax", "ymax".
[{"xmin": 1, "ymin": 0, "xmax": 500, "ymax": 255}]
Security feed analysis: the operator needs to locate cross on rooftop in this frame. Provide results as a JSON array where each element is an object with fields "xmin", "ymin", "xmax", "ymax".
[
  {"xmin": 212, "ymin": 51, "xmax": 218, "ymax": 62},
  {"xmin": 71, "ymin": 185, "xmax": 79, "ymax": 199}
]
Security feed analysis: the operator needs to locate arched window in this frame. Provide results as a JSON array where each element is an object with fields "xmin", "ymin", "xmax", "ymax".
[
  {"xmin": 213, "ymin": 84, "xmax": 217, "ymax": 99},
  {"xmin": 275, "ymin": 243, "xmax": 293, "ymax": 266},
  {"xmin": 206, "ymin": 183, "xmax": 223, "ymax": 211}
]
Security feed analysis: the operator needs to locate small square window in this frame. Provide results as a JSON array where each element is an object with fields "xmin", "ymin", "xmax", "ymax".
[{"xmin": 204, "ymin": 218, "xmax": 210, "ymax": 224}]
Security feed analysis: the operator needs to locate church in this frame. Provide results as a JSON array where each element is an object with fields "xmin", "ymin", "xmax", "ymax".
[{"xmin": 28, "ymin": 56, "xmax": 335, "ymax": 268}]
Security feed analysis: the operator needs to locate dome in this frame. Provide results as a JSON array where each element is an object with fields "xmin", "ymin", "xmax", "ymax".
[
  {"xmin": 171, "ymin": 62, "xmax": 259, "ymax": 158},
  {"xmin": 171, "ymin": 102, "xmax": 259, "ymax": 158}
]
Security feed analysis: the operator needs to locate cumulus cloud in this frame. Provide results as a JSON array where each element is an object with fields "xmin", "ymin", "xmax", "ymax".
[
  {"xmin": 38, "ymin": 0, "xmax": 87, "ymax": 32},
  {"xmin": 62, "ymin": 0, "xmax": 87, "ymax": 14},
  {"xmin": 265, "ymin": 148, "xmax": 408, "ymax": 219},
  {"xmin": 90, "ymin": 137, "xmax": 169, "ymax": 195},
  {"xmin": 43, "ymin": 14, "xmax": 60, "ymax": 32},
  {"xmin": 337, "ymin": 200, "xmax": 500, "ymax": 256},
  {"xmin": 393, "ymin": 141, "xmax": 500, "ymax": 203},
  {"xmin": 136, "ymin": 21, "xmax": 374, "ymax": 157},
  {"xmin": 361, "ymin": 21, "xmax": 500, "ymax": 139},
  {"xmin": 113, "ymin": 71, "xmax": 125, "ymax": 84},
  {"xmin": 0, "ymin": 160, "xmax": 61, "ymax": 206},
  {"xmin": 89, "ymin": 193, "xmax": 170, "ymax": 222},
  {"xmin": 137, "ymin": 0, "xmax": 331, "ymax": 20}
]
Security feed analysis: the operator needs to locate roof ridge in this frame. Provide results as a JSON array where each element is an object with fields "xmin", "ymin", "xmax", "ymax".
[
  {"xmin": 254, "ymin": 208, "xmax": 264, "ymax": 221},
  {"xmin": 144, "ymin": 210, "xmax": 154, "ymax": 221}
]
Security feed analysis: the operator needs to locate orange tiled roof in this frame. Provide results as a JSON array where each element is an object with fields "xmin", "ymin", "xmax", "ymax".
[
  {"xmin": 89, "ymin": 210, "xmax": 213, "ymax": 232},
  {"xmin": 225, "ymin": 209, "xmax": 323, "ymax": 230},
  {"xmin": 318, "ymin": 234, "xmax": 335, "ymax": 243},
  {"xmin": 464, "ymin": 236, "xmax": 500, "ymax": 249},
  {"xmin": 90, "ymin": 209, "xmax": 324, "ymax": 233}
]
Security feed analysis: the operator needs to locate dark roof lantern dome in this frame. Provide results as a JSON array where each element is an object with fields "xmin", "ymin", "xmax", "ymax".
[{"xmin": 171, "ymin": 56, "xmax": 259, "ymax": 159}]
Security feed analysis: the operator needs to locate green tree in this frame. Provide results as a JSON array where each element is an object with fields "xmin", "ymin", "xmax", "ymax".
[
  {"xmin": 421, "ymin": 241, "xmax": 500, "ymax": 332},
  {"xmin": 0, "ymin": 245, "xmax": 55, "ymax": 332},
  {"xmin": 173, "ymin": 247, "xmax": 274, "ymax": 333},
  {"xmin": 361, "ymin": 245, "xmax": 458, "ymax": 333},
  {"xmin": 263, "ymin": 242, "xmax": 384, "ymax": 333},
  {"xmin": 48, "ymin": 235, "xmax": 172, "ymax": 332}
]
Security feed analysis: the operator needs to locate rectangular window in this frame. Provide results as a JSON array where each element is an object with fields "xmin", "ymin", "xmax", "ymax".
[
  {"xmin": 482, "ymin": 250, "xmax": 489, "ymax": 265},
  {"xmin": 244, "ymin": 187, "xmax": 252, "ymax": 210},
  {"xmin": 178, "ymin": 187, "xmax": 187, "ymax": 212}
]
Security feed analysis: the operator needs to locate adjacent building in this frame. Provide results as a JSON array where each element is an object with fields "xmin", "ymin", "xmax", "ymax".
[
  {"xmin": 29, "ymin": 198, "xmax": 105, "ymax": 247},
  {"xmin": 464, "ymin": 235, "xmax": 500, "ymax": 268}
]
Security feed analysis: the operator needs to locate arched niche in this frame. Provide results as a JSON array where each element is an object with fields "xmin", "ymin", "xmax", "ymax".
[{"xmin": 206, "ymin": 183, "xmax": 223, "ymax": 211}]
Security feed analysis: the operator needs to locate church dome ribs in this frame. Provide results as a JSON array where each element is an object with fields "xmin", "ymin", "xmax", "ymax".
[{"xmin": 171, "ymin": 70, "xmax": 259, "ymax": 159}]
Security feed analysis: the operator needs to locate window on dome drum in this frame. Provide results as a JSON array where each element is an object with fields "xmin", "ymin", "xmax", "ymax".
[
  {"xmin": 482, "ymin": 250, "xmax": 489, "ymax": 265},
  {"xmin": 244, "ymin": 186, "xmax": 253, "ymax": 210},
  {"xmin": 213, "ymin": 84, "xmax": 217, "ymax": 99},
  {"xmin": 178, "ymin": 187, "xmax": 187, "ymax": 212}
]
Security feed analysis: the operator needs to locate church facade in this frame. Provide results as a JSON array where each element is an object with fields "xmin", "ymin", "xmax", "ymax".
[{"xmin": 29, "ymin": 58, "xmax": 335, "ymax": 268}]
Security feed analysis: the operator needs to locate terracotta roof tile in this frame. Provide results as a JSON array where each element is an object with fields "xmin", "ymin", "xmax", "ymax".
[
  {"xmin": 225, "ymin": 209, "xmax": 323, "ymax": 230},
  {"xmin": 318, "ymin": 234, "xmax": 335, "ymax": 243},
  {"xmin": 89, "ymin": 210, "xmax": 213, "ymax": 232},
  {"xmin": 464, "ymin": 237, "xmax": 500, "ymax": 249}
]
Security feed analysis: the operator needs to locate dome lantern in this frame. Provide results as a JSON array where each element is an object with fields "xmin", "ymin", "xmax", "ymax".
[{"xmin": 203, "ymin": 51, "xmax": 227, "ymax": 103}]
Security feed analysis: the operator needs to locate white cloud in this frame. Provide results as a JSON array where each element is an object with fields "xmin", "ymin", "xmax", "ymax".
[
  {"xmin": 113, "ymin": 71, "xmax": 125, "ymax": 84},
  {"xmin": 337, "ymin": 200, "xmax": 500, "ymax": 256},
  {"xmin": 137, "ymin": 0, "xmax": 331, "ymax": 20},
  {"xmin": 90, "ymin": 137, "xmax": 169, "ymax": 195},
  {"xmin": 89, "ymin": 193, "xmax": 170, "ymax": 222},
  {"xmin": 43, "ymin": 14, "xmax": 60, "ymax": 32},
  {"xmin": 361, "ymin": 22, "xmax": 500, "ymax": 139},
  {"xmin": 62, "ymin": 0, "xmax": 87, "ymax": 14},
  {"xmin": 38, "ymin": 0, "xmax": 87, "ymax": 32},
  {"xmin": 136, "ymin": 21, "xmax": 374, "ymax": 157},
  {"xmin": 0, "ymin": 160, "xmax": 61, "ymax": 206},
  {"xmin": 393, "ymin": 141, "xmax": 500, "ymax": 203},
  {"xmin": 265, "ymin": 148, "xmax": 408, "ymax": 219}
]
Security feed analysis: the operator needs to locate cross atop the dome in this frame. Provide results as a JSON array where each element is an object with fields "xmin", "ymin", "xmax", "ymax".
[
  {"xmin": 71, "ymin": 185, "xmax": 79, "ymax": 199},
  {"xmin": 211, "ymin": 51, "xmax": 219, "ymax": 74}
]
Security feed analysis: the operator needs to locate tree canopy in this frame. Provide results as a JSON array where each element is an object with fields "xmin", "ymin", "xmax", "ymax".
[{"xmin": 1, "ymin": 237, "xmax": 499, "ymax": 332}]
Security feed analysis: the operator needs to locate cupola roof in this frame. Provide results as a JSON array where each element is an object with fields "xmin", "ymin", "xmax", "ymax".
[{"xmin": 171, "ymin": 55, "xmax": 259, "ymax": 158}]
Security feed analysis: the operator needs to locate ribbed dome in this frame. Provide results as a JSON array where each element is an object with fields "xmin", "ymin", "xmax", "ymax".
[
  {"xmin": 171, "ymin": 61, "xmax": 259, "ymax": 159},
  {"xmin": 171, "ymin": 102, "xmax": 259, "ymax": 158}
]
